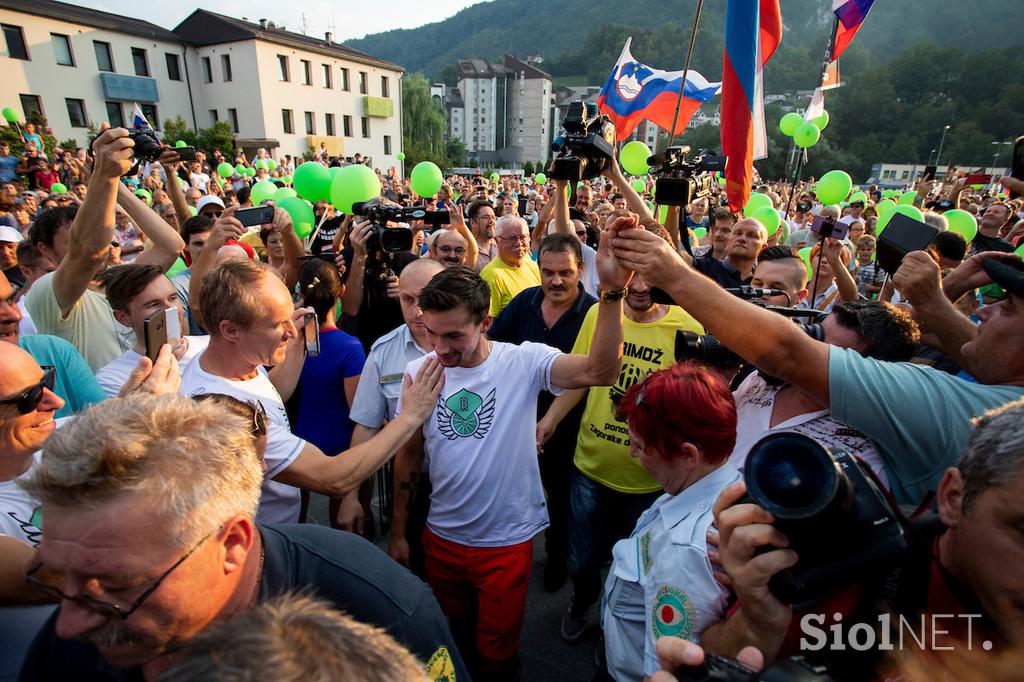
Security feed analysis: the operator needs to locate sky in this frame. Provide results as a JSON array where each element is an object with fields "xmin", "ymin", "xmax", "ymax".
[{"xmin": 84, "ymin": 0, "xmax": 488, "ymax": 42}]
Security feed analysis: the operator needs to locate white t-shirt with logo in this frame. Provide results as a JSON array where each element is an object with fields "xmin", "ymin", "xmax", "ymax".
[
  {"xmin": 399, "ymin": 341, "xmax": 563, "ymax": 547},
  {"xmin": 95, "ymin": 336, "xmax": 210, "ymax": 397},
  {"xmin": 0, "ymin": 452, "xmax": 43, "ymax": 546},
  {"xmin": 179, "ymin": 350, "xmax": 305, "ymax": 524}
]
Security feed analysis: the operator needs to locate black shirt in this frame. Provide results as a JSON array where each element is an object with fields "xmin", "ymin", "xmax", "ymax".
[
  {"xmin": 309, "ymin": 216, "xmax": 343, "ymax": 256},
  {"xmin": 341, "ymin": 246, "xmax": 418, "ymax": 353},
  {"xmin": 18, "ymin": 524, "xmax": 470, "ymax": 682},
  {"xmin": 487, "ymin": 283, "xmax": 597, "ymax": 354},
  {"xmin": 692, "ymin": 255, "xmax": 752, "ymax": 288},
  {"xmin": 970, "ymin": 232, "xmax": 1015, "ymax": 255}
]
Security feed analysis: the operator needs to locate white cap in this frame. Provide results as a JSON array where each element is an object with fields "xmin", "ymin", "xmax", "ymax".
[
  {"xmin": 196, "ymin": 195, "xmax": 225, "ymax": 214},
  {"xmin": 0, "ymin": 225, "xmax": 23, "ymax": 243}
]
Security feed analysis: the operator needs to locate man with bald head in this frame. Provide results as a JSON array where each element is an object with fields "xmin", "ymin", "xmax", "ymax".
[{"xmin": 692, "ymin": 217, "xmax": 768, "ymax": 288}]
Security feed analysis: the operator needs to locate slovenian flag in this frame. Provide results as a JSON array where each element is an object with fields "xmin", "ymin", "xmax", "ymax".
[
  {"xmin": 596, "ymin": 38, "xmax": 721, "ymax": 139},
  {"xmin": 832, "ymin": 0, "xmax": 875, "ymax": 61},
  {"xmin": 720, "ymin": 0, "xmax": 782, "ymax": 212},
  {"xmin": 132, "ymin": 103, "xmax": 149, "ymax": 129}
]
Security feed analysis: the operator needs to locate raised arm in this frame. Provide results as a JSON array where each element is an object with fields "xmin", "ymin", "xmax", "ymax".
[
  {"xmin": 118, "ymin": 182, "xmax": 185, "ymax": 270},
  {"xmin": 604, "ymin": 157, "xmax": 655, "ymax": 223},
  {"xmin": 160, "ymin": 152, "xmax": 192, "ymax": 225},
  {"xmin": 51, "ymin": 128, "xmax": 133, "ymax": 316},
  {"xmin": 340, "ymin": 220, "xmax": 372, "ymax": 317},
  {"xmin": 821, "ymin": 238, "xmax": 859, "ymax": 303},
  {"xmin": 269, "ymin": 206, "xmax": 306, "ymax": 290},
  {"xmin": 188, "ymin": 207, "xmax": 244, "ymax": 330},
  {"xmin": 447, "ymin": 204, "xmax": 478, "ymax": 270},
  {"xmin": 551, "ymin": 179, "xmax": 573, "ymax": 235}
]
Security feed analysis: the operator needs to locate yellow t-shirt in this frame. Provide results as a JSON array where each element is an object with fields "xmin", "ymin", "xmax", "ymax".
[
  {"xmin": 571, "ymin": 305, "xmax": 704, "ymax": 493},
  {"xmin": 479, "ymin": 256, "xmax": 540, "ymax": 318}
]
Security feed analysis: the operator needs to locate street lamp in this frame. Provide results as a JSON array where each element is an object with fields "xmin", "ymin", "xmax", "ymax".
[
  {"xmin": 991, "ymin": 140, "xmax": 1010, "ymax": 172},
  {"xmin": 927, "ymin": 148, "xmax": 937, "ymax": 166},
  {"xmin": 935, "ymin": 124, "xmax": 951, "ymax": 167}
]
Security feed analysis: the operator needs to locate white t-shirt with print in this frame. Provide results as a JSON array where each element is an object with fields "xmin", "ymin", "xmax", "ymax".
[
  {"xmin": 399, "ymin": 341, "xmax": 563, "ymax": 547},
  {"xmin": 0, "ymin": 452, "xmax": 43, "ymax": 546},
  {"xmin": 179, "ymin": 350, "xmax": 305, "ymax": 523},
  {"xmin": 95, "ymin": 336, "xmax": 210, "ymax": 397}
]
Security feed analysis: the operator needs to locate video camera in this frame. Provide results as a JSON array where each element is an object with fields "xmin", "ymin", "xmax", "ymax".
[
  {"xmin": 647, "ymin": 145, "xmax": 726, "ymax": 206},
  {"xmin": 741, "ymin": 432, "xmax": 909, "ymax": 607},
  {"xmin": 548, "ymin": 100, "xmax": 616, "ymax": 182},
  {"xmin": 676, "ymin": 653, "xmax": 833, "ymax": 682},
  {"xmin": 351, "ymin": 201, "xmax": 448, "ymax": 253}
]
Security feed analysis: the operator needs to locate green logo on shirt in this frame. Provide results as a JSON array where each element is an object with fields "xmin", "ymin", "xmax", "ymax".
[{"xmin": 437, "ymin": 388, "xmax": 495, "ymax": 440}]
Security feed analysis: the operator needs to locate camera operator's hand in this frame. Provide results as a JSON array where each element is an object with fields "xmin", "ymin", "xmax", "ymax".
[
  {"xmin": 270, "ymin": 206, "xmax": 292, "ymax": 234},
  {"xmin": 1000, "ymin": 175, "xmax": 1024, "ymax": 198},
  {"xmin": 385, "ymin": 274, "xmax": 400, "ymax": 300},
  {"xmin": 597, "ymin": 215, "xmax": 636, "ymax": 290},
  {"xmin": 611, "ymin": 221, "xmax": 689, "ymax": 291},
  {"xmin": 118, "ymin": 344, "xmax": 181, "ymax": 397},
  {"xmin": 820, "ymin": 237, "xmax": 845, "ymax": 266},
  {"xmin": 893, "ymin": 250, "xmax": 943, "ymax": 306},
  {"xmin": 157, "ymin": 148, "xmax": 182, "ymax": 172},
  {"xmin": 349, "ymin": 219, "xmax": 373, "ymax": 261},
  {"xmin": 91, "ymin": 127, "xmax": 135, "ymax": 180},
  {"xmin": 713, "ymin": 482, "xmax": 796, "ymax": 641},
  {"xmin": 400, "ymin": 357, "xmax": 445, "ymax": 425},
  {"xmin": 651, "ymin": 639, "xmax": 764, "ymax": 682},
  {"xmin": 207, "ymin": 206, "xmax": 245, "ymax": 247}
]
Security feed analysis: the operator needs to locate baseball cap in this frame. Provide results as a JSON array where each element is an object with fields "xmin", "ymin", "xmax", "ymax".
[
  {"xmin": 196, "ymin": 195, "xmax": 225, "ymax": 214},
  {"xmin": 981, "ymin": 257, "xmax": 1024, "ymax": 300},
  {"xmin": 0, "ymin": 225, "xmax": 23, "ymax": 243}
]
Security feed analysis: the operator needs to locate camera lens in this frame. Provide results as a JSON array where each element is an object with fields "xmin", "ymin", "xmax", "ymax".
[{"xmin": 744, "ymin": 433, "xmax": 843, "ymax": 520}]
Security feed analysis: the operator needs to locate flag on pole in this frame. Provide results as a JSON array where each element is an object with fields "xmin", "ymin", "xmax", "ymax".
[
  {"xmin": 832, "ymin": 0, "xmax": 875, "ymax": 61},
  {"xmin": 132, "ymin": 103, "xmax": 149, "ymax": 129},
  {"xmin": 596, "ymin": 38, "xmax": 721, "ymax": 139},
  {"xmin": 720, "ymin": 0, "xmax": 782, "ymax": 212},
  {"xmin": 820, "ymin": 58, "xmax": 841, "ymax": 90}
]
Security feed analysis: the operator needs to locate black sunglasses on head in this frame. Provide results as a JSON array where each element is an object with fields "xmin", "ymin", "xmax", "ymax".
[{"xmin": 0, "ymin": 366, "xmax": 55, "ymax": 414}]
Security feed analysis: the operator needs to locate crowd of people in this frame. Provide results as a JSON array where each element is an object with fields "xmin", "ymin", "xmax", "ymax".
[{"xmin": 0, "ymin": 120, "xmax": 1023, "ymax": 682}]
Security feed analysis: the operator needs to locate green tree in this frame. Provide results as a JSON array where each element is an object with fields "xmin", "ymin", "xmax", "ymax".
[
  {"xmin": 162, "ymin": 116, "xmax": 235, "ymax": 158},
  {"xmin": 402, "ymin": 73, "xmax": 450, "ymax": 169},
  {"xmin": 523, "ymin": 160, "xmax": 535, "ymax": 175}
]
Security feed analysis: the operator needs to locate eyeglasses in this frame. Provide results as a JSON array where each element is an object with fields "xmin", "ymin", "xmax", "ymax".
[
  {"xmin": 0, "ymin": 366, "xmax": 55, "ymax": 414},
  {"xmin": 575, "ymin": 230, "xmax": 587, "ymax": 237},
  {"xmin": 192, "ymin": 394, "xmax": 267, "ymax": 438},
  {"xmin": 25, "ymin": 528, "xmax": 216, "ymax": 620},
  {"xmin": 438, "ymin": 246, "xmax": 466, "ymax": 255},
  {"xmin": 497, "ymin": 234, "xmax": 529, "ymax": 243}
]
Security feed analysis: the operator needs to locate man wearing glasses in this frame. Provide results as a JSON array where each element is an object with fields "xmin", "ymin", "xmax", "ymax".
[
  {"xmin": 467, "ymin": 200, "xmax": 498, "ymax": 272},
  {"xmin": 480, "ymin": 215, "xmax": 540, "ymax": 318},
  {"xmin": 16, "ymin": 395, "xmax": 469, "ymax": 682}
]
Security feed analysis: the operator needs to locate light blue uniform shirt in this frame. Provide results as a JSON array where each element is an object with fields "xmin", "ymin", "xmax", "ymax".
[
  {"xmin": 602, "ymin": 463, "xmax": 740, "ymax": 681},
  {"xmin": 349, "ymin": 324, "xmax": 428, "ymax": 429}
]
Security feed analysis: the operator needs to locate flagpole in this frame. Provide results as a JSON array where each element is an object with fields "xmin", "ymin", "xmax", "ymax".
[{"xmin": 665, "ymin": 0, "xmax": 706, "ymax": 150}]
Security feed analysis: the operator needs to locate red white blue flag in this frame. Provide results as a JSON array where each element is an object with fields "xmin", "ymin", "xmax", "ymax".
[
  {"xmin": 720, "ymin": 0, "xmax": 782, "ymax": 212},
  {"xmin": 132, "ymin": 103, "xmax": 149, "ymax": 129},
  {"xmin": 832, "ymin": 0, "xmax": 875, "ymax": 61},
  {"xmin": 596, "ymin": 38, "xmax": 721, "ymax": 139}
]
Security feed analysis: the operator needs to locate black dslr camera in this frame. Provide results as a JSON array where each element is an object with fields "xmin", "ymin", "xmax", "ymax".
[
  {"xmin": 676, "ymin": 653, "xmax": 833, "ymax": 682},
  {"xmin": 548, "ymin": 100, "xmax": 616, "ymax": 182},
  {"xmin": 648, "ymin": 145, "xmax": 726, "ymax": 206},
  {"xmin": 351, "ymin": 201, "xmax": 447, "ymax": 253},
  {"xmin": 90, "ymin": 127, "xmax": 164, "ymax": 175},
  {"xmin": 741, "ymin": 432, "xmax": 909, "ymax": 606}
]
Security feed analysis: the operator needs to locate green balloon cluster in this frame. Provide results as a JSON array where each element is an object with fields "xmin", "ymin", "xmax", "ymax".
[
  {"xmin": 793, "ymin": 122, "xmax": 821, "ymax": 148},
  {"xmin": 273, "ymin": 187, "xmax": 297, "ymax": 201},
  {"xmin": 411, "ymin": 161, "xmax": 444, "ymax": 198},
  {"xmin": 744, "ymin": 192, "xmax": 772, "ymax": 215},
  {"xmin": 943, "ymin": 209, "xmax": 978, "ymax": 243},
  {"xmin": 293, "ymin": 163, "xmax": 331, "ymax": 202},
  {"xmin": 2, "ymin": 107, "xmax": 18, "ymax": 123},
  {"xmin": 250, "ymin": 180, "xmax": 277, "ymax": 205},
  {"xmin": 750, "ymin": 206, "xmax": 781, "ymax": 236},
  {"xmin": 277, "ymin": 197, "xmax": 315, "ymax": 239},
  {"xmin": 331, "ymin": 164, "xmax": 382, "ymax": 214},
  {"xmin": 217, "ymin": 162, "xmax": 234, "ymax": 178},
  {"xmin": 811, "ymin": 110, "xmax": 829, "ymax": 131},
  {"xmin": 620, "ymin": 141, "xmax": 652, "ymax": 176},
  {"xmin": 816, "ymin": 170, "xmax": 852, "ymax": 205}
]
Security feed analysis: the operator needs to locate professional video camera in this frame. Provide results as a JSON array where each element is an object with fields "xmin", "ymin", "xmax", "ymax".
[
  {"xmin": 548, "ymin": 100, "xmax": 616, "ymax": 182},
  {"xmin": 741, "ymin": 432, "xmax": 909, "ymax": 606},
  {"xmin": 351, "ymin": 201, "xmax": 448, "ymax": 253},
  {"xmin": 676, "ymin": 653, "xmax": 833, "ymax": 682},
  {"xmin": 647, "ymin": 145, "xmax": 726, "ymax": 206}
]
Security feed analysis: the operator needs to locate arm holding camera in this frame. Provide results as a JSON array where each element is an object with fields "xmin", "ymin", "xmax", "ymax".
[
  {"xmin": 604, "ymin": 154, "xmax": 655, "ymax": 223},
  {"xmin": 340, "ymin": 220, "xmax": 372, "ymax": 316},
  {"xmin": 820, "ymin": 237, "xmax": 859, "ymax": 304},
  {"xmin": 159, "ymin": 150, "xmax": 192, "ymax": 225},
  {"xmin": 116, "ymin": 181, "xmax": 186, "ymax": 270}
]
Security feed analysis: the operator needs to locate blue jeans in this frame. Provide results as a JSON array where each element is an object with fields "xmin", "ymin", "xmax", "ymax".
[{"xmin": 567, "ymin": 468, "xmax": 660, "ymax": 615}]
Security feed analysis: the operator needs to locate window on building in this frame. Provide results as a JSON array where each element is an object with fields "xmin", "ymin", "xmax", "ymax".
[
  {"xmin": 343, "ymin": 115, "xmax": 352, "ymax": 137},
  {"xmin": 165, "ymin": 53, "xmax": 181, "ymax": 80},
  {"xmin": 381, "ymin": 76, "xmax": 389, "ymax": 98},
  {"xmin": 221, "ymin": 54, "xmax": 232, "ymax": 82},
  {"xmin": 94, "ymin": 41, "xmax": 114, "ymax": 72},
  {"xmin": 202, "ymin": 57, "xmax": 212, "ymax": 83},
  {"xmin": 323, "ymin": 64, "xmax": 332, "ymax": 88},
  {"xmin": 282, "ymin": 109, "xmax": 293, "ymax": 134},
  {"xmin": 2, "ymin": 24, "xmax": 28, "ymax": 60},
  {"xmin": 51, "ymin": 34, "xmax": 74, "ymax": 66},
  {"xmin": 360, "ymin": 116, "xmax": 370, "ymax": 138},
  {"xmin": 19, "ymin": 95, "xmax": 42, "ymax": 121},
  {"xmin": 140, "ymin": 104, "xmax": 158, "ymax": 129},
  {"xmin": 209, "ymin": 109, "xmax": 218, "ymax": 124},
  {"xmin": 131, "ymin": 47, "xmax": 149, "ymax": 77},
  {"xmin": 383, "ymin": 135, "xmax": 391, "ymax": 155},
  {"xmin": 304, "ymin": 111, "xmax": 315, "ymax": 135},
  {"xmin": 340, "ymin": 68, "xmax": 350, "ymax": 91},
  {"xmin": 278, "ymin": 55, "xmax": 289, "ymax": 81},
  {"xmin": 358, "ymin": 72, "xmax": 367, "ymax": 95},
  {"xmin": 325, "ymin": 113, "xmax": 335, "ymax": 136},
  {"xmin": 228, "ymin": 108, "xmax": 239, "ymax": 133},
  {"xmin": 301, "ymin": 60, "xmax": 311, "ymax": 86},
  {"xmin": 105, "ymin": 101, "xmax": 124, "ymax": 128},
  {"xmin": 65, "ymin": 99, "xmax": 87, "ymax": 127}
]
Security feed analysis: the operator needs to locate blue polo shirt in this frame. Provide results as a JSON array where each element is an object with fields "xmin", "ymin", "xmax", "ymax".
[
  {"xmin": 693, "ymin": 255, "xmax": 750, "ymax": 289},
  {"xmin": 487, "ymin": 283, "xmax": 596, "ymax": 353}
]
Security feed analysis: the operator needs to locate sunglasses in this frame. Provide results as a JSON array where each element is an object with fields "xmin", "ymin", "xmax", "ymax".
[{"xmin": 0, "ymin": 366, "xmax": 55, "ymax": 414}]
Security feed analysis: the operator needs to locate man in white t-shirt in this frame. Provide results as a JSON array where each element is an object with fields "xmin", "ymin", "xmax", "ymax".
[
  {"xmin": 178, "ymin": 253, "xmax": 444, "ymax": 525},
  {"xmin": 388, "ymin": 218, "xmax": 634, "ymax": 679},
  {"xmin": 95, "ymin": 263, "xmax": 209, "ymax": 396}
]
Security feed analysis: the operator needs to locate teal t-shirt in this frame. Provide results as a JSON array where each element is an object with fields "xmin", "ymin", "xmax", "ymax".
[
  {"xmin": 19, "ymin": 334, "xmax": 107, "ymax": 418},
  {"xmin": 828, "ymin": 346, "xmax": 1024, "ymax": 506}
]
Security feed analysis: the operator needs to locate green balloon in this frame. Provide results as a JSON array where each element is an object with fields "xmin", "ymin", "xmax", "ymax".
[
  {"xmin": 1015, "ymin": 242, "xmax": 1024, "ymax": 259},
  {"xmin": 254, "ymin": 160, "xmax": 267, "ymax": 170},
  {"xmin": 293, "ymin": 162, "xmax": 332, "ymax": 202},
  {"xmin": 620, "ymin": 141, "xmax": 652, "ymax": 176},
  {"xmin": 272, "ymin": 187, "xmax": 297, "ymax": 201},
  {"xmin": 744, "ymin": 192, "xmax": 773, "ymax": 215},
  {"xmin": 534, "ymin": 172, "xmax": 547, "ymax": 185},
  {"xmin": 244, "ymin": 167, "xmax": 256, "ymax": 178},
  {"xmin": 943, "ymin": 209, "xmax": 978, "ymax": 243},
  {"xmin": 175, "ymin": 140, "xmax": 187, "ymax": 148},
  {"xmin": 751, "ymin": 206, "xmax": 781, "ymax": 236},
  {"xmin": 396, "ymin": 152, "xmax": 406, "ymax": 161},
  {"xmin": 798, "ymin": 246, "xmax": 814, "ymax": 279},
  {"xmin": 779, "ymin": 112, "xmax": 803, "ymax": 137},
  {"xmin": 849, "ymin": 191, "xmax": 867, "ymax": 205},
  {"xmin": 217, "ymin": 162, "xmax": 235, "ymax": 178},
  {"xmin": 250, "ymin": 180, "xmax": 278, "ymax": 205},
  {"xmin": 49, "ymin": 182, "xmax": 68, "ymax": 194},
  {"xmin": 329, "ymin": 166, "xmax": 345, "ymax": 179},
  {"xmin": 877, "ymin": 204, "xmax": 923, "ymax": 235},
  {"xmin": 277, "ymin": 197, "xmax": 315, "ymax": 239},
  {"xmin": 166, "ymin": 256, "xmax": 188, "ymax": 278},
  {"xmin": 811, "ymin": 110, "xmax": 830, "ymax": 131},
  {"xmin": 234, "ymin": 163, "xmax": 246, "ymax": 175},
  {"xmin": 658, "ymin": 204, "xmax": 669, "ymax": 224},
  {"xmin": 793, "ymin": 122, "xmax": 821, "ymax": 148},
  {"xmin": 330, "ymin": 164, "xmax": 382, "ymax": 213},
  {"xmin": 632, "ymin": 179, "xmax": 646, "ymax": 193},
  {"xmin": 876, "ymin": 199, "xmax": 896, "ymax": 219},
  {"xmin": 816, "ymin": 170, "xmax": 852, "ymax": 205},
  {"xmin": 898, "ymin": 191, "xmax": 917, "ymax": 205},
  {"xmin": 267, "ymin": 159, "xmax": 277, "ymax": 171},
  {"xmin": 693, "ymin": 227, "xmax": 707, "ymax": 239},
  {"xmin": 411, "ymin": 161, "xmax": 444, "ymax": 198},
  {"xmin": 2, "ymin": 107, "xmax": 18, "ymax": 123}
]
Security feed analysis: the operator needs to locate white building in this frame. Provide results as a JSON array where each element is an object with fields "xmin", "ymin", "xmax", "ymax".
[
  {"xmin": 868, "ymin": 162, "xmax": 1010, "ymax": 187},
  {"xmin": 0, "ymin": 1, "xmax": 404, "ymax": 164}
]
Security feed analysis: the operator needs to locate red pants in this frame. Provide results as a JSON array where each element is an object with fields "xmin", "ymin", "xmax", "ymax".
[{"xmin": 423, "ymin": 527, "xmax": 533, "ymax": 660}]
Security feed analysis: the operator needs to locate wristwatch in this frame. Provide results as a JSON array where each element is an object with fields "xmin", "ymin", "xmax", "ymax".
[{"xmin": 598, "ymin": 287, "xmax": 627, "ymax": 303}]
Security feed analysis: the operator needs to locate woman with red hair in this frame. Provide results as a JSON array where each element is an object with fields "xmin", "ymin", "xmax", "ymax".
[{"xmin": 601, "ymin": 362, "xmax": 742, "ymax": 682}]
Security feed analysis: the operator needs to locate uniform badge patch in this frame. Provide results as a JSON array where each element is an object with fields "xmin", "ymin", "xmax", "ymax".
[
  {"xmin": 640, "ymin": 530, "xmax": 653, "ymax": 575},
  {"xmin": 426, "ymin": 645, "xmax": 456, "ymax": 681},
  {"xmin": 651, "ymin": 584, "xmax": 697, "ymax": 641}
]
